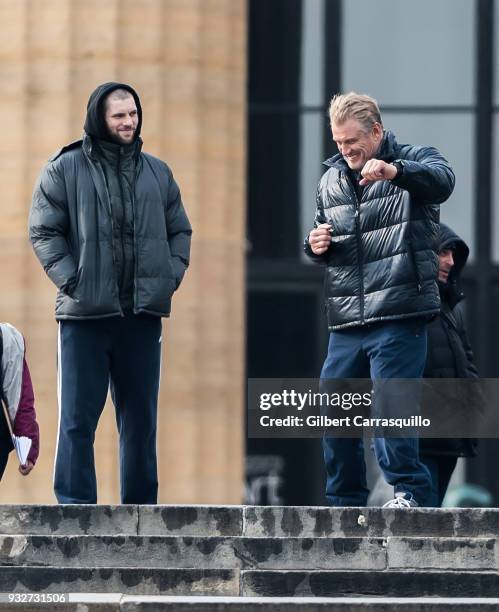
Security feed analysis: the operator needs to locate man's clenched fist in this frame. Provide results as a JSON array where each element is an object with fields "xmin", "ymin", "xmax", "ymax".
[
  {"xmin": 309, "ymin": 223, "xmax": 332, "ymax": 255},
  {"xmin": 359, "ymin": 159, "xmax": 397, "ymax": 185}
]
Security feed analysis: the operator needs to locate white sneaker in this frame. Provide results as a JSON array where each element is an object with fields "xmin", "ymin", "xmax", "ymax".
[{"xmin": 382, "ymin": 492, "xmax": 418, "ymax": 508}]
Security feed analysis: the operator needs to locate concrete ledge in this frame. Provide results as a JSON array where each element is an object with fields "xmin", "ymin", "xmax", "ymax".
[
  {"xmin": 2, "ymin": 506, "xmax": 499, "ymax": 538},
  {"xmin": 0, "ymin": 567, "xmax": 239, "ymax": 596},
  {"xmin": 0, "ymin": 536, "xmax": 387, "ymax": 570},
  {"xmin": 0, "ymin": 506, "xmax": 243, "ymax": 538},
  {"xmin": 118, "ymin": 596, "xmax": 499, "ymax": 611},
  {"xmin": 2, "ymin": 506, "xmax": 499, "ymax": 602},
  {"xmin": 3, "ymin": 535, "xmax": 499, "ymax": 571},
  {"xmin": 2, "ymin": 595, "xmax": 499, "ymax": 611},
  {"xmin": 241, "ymin": 570, "xmax": 499, "ymax": 597},
  {"xmin": 0, "ymin": 506, "xmax": 138, "ymax": 536},
  {"xmin": 387, "ymin": 537, "xmax": 497, "ymax": 570},
  {"xmin": 138, "ymin": 507, "xmax": 242, "ymax": 537},
  {"xmin": 244, "ymin": 507, "xmax": 499, "ymax": 538}
]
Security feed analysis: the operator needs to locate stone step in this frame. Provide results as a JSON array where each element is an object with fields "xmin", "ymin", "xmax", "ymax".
[
  {"xmin": 1, "ymin": 505, "xmax": 498, "ymax": 538},
  {"xmin": 2, "ymin": 595, "xmax": 499, "ymax": 611},
  {"xmin": 0, "ymin": 506, "xmax": 241, "ymax": 537},
  {"xmin": 244, "ymin": 507, "xmax": 499, "ymax": 539},
  {"xmin": 1, "ymin": 568, "xmax": 499, "ymax": 598},
  {"xmin": 0, "ymin": 567, "xmax": 239, "ymax": 596},
  {"xmin": 0, "ymin": 535, "xmax": 385, "ymax": 570},
  {"xmin": 241, "ymin": 570, "xmax": 499, "ymax": 598},
  {"xmin": 0, "ymin": 535, "xmax": 497, "ymax": 571},
  {"xmin": 116, "ymin": 597, "xmax": 499, "ymax": 612}
]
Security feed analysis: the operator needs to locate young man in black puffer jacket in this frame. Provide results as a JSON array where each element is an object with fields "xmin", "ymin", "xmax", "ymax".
[
  {"xmin": 420, "ymin": 223, "xmax": 478, "ymax": 507},
  {"xmin": 29, "ymin": 82, "xmax": 191, "ymax": 504}
]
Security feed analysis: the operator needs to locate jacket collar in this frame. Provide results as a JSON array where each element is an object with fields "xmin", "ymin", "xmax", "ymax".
[
  {"xmin": 82, "ymin": 132, "xmax": 143, "ymax": 161},
  {"xmin": 439, "ymin": 281, "xmax": 464, "ymax": 309},
  {"xmin": 323, "ymin": 130, "xmax": 399, "ymax": 169},
  {"xmin": 94, "ymin": 137, "xmax": 140, "ymax": 165}
]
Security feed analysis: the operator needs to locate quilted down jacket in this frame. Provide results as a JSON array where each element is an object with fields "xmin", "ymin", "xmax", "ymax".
[
  {"xmin": 304, "ymin": 130, "xmax": 455, "ymax": 330},
  {"xmin": 29, "ymin": 135, "xmax": 192, "ymax": 320}
]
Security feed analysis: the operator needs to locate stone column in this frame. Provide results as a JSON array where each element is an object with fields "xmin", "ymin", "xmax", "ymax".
[{"xmin": 0, "ymin": 0, "xmax": 246, "ymax": 504}]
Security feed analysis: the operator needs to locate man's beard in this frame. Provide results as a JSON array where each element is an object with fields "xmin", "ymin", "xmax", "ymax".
[{"xmin": 108, "ymin": 128, "xmax": 135, "ymax": 145}]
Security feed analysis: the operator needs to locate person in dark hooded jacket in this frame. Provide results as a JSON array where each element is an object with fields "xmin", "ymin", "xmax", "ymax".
[
  {"xmin": 420, "ymin": 223, "xmax": 478, "ymax": 507},
  {"xmin": 29, "ymin": 82, "xmax": 192, "ymax": 504}
]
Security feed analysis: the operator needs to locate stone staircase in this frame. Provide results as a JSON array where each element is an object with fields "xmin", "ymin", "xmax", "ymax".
[{"xmin": 1, "ymin": 505, "xmax": 499, "ymax": 610}]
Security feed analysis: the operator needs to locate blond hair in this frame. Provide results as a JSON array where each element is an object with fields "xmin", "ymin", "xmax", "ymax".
[{"xmin": 329, "ymin": 92, "xmax": 382, "ymax": 132}]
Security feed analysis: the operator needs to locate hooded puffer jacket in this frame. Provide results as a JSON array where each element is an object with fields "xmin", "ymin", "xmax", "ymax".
[
  {"xmin": 82, "ymin": 81, "xmax": 145, "ymax": 312},
  {"xmin": 421, "ymin": 223, "xmax": 478, "ymax": 457},
  {"xmin": 304, "ymin": 131, "xmax": 455, "ymax": 330},
  {"xmin": 29, "ymin": 82, "xmax": 192, "ymax": 320}
]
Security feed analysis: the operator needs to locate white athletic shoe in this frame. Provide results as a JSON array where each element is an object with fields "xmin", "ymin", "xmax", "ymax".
[{"xmin": 382, "ymin": 492, "xmax": 418, "ymax": 508}]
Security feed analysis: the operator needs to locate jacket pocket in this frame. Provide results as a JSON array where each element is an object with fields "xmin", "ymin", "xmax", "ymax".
[{"xmin": 163, "ymin": 240, "xmax": 177, "ymax": 283}]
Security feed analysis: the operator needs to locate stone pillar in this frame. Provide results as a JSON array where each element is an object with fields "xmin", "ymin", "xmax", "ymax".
[{"xmin": 0, "ymin": 0, "xmax": 246, "ymax": 504}]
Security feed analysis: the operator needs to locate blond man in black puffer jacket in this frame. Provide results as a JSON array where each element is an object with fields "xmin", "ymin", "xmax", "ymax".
[{"xmin": 305, "ymin": 92, "xmax": 455, "ymax": 508}]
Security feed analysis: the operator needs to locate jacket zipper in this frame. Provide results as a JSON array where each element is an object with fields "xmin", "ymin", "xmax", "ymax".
[
  {"xmin": 117, "ymin": 148, "xmax": 127, "ymax": 309},
  {"xmin": 406, "ymin": 239, "xmax": 422, "ymax": 293},
  {"xmin": 96, "ymin": 160, "xmax": 124, "ymax": 316},
  {"xmin": 132, "ymin": 161, "xmax": 139, "ymax": 314},
  {"xmin": 339, "ymin": 172, "xmax": 365, "ymax": 323}
]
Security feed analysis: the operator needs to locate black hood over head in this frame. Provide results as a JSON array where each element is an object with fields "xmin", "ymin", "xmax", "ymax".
[
  {"xmin": 83, "ymin": 82, "xmax": 142, "ymax": 143},
  {"xmin": 438, "ymin": 222, "xmax": 469, "ymax": 307},
  {"xmin": 439, "ymin": 222, "xmax": 469, "ymax": 280}
]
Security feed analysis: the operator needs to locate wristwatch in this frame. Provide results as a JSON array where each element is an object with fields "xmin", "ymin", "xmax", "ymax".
[{"xmin": 391, "ymin": 160, "xmax": 404, "ymax": 180}]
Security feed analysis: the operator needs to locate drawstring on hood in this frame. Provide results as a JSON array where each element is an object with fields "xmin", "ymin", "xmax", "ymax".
[{"xmin": 84, "ymin": 82, "xmax": 142, "ymax": 144}]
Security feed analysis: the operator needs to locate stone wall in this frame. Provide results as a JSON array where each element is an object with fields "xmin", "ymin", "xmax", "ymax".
[{"xmin": 0, "ymin": 0, "xmax": 246, "ymax": 503}]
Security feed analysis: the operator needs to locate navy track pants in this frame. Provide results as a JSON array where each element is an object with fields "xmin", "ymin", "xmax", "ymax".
[{"xmin": 54, "ymin": 314, "xmax": 162, "ymax": 504}]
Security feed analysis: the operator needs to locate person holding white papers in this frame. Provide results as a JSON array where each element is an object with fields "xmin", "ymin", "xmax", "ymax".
[{"xmin": 0, "ymin": 323, "xmax": 39, "ymax": 479}]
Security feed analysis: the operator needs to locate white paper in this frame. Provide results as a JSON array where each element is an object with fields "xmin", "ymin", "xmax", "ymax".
[{"xmin": 12, "ymin": 435, "xmax": 31, "ymax": 466}]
